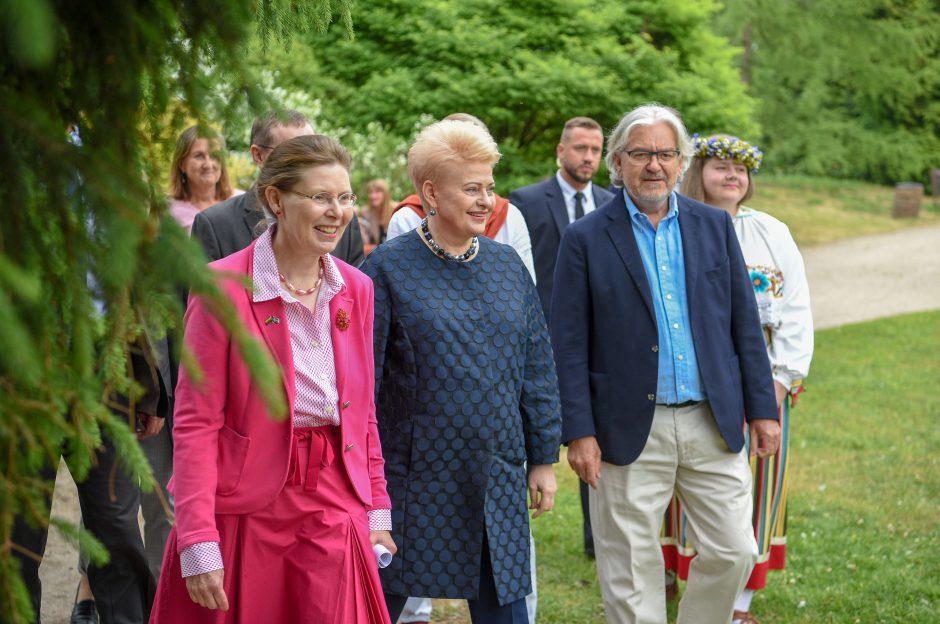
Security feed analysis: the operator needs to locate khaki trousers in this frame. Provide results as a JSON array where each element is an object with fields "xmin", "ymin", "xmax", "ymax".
[{"xmin": 590, "ymin": 402, "xmax": 758, "ymax": 624}]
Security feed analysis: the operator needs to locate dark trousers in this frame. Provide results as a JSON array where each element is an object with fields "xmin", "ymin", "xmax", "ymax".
[
  {"xmin": 384, "ymin": 543, "xmax": 528, "ymax": 624},
  {"xmin": 581, "ymin": 479, "xmax": 595, "ymax": 555},
  {"xmin": 11, "ymin": 434, "xmax": 155, "ymax": 624}
]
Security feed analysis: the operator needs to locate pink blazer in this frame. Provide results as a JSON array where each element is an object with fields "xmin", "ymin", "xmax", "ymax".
[{"xmin": 170, "ymin": 241, "xmax": 391, "ymax": 553}]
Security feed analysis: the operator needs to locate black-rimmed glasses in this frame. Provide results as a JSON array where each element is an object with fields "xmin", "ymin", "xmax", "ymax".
[{"xmin": 622, "ymin": 149, "xmax": 681, "ymax": 165}]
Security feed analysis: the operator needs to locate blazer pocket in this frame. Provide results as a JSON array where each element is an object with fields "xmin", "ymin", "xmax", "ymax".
[
  {"xmin": 216, "ymin": 425, "xmax": 251, "ymax": 496},
  {"xmin": 705, "ymin": 257, "xmax": 730, "ymax": 281}
]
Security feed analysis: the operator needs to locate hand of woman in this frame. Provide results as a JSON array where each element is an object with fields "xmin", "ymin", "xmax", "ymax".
[
  {"xmin": 527, "ymin": 464, "xmax": 557, "ymax": 519},
  {"xmin": 370, "ymin": 530, "xmax": 397, "ymax": 555},
  {"xmin": 185, "ymin": 569, "xmax": 228, "ymax": 611}
]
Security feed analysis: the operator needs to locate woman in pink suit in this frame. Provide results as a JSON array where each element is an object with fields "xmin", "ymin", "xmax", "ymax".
[{"xmin": 151, "ymin": 134, "xmax": 396, "ymax": 624}]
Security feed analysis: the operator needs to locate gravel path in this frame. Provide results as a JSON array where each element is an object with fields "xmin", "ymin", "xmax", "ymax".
[
  {"xmin": 36, "ymin": 223, "xmax": 940, "ymax": 623},
  {"xmin": 803, "ymin": 223, "xmax": 940, "ymax": 329}
]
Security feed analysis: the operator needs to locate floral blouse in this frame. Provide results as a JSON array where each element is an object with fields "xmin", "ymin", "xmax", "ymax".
[{"xmin": 732, "ymin": 206, "xmax": 814, "ymax": 393}]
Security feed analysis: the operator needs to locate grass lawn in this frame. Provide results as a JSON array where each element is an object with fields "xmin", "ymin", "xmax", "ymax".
[
  {"xmin": 747, "ymin": 176, "xmax": 940, "ymax": 247},
  {"xmin": 429, "ymin": 310, "xmax": 940, "ymax": 623}
]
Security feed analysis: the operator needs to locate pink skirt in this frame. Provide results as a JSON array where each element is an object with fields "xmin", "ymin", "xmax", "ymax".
[{"xmin": 151, "ymin": 426, "xmax": 390, "ymax": 624}]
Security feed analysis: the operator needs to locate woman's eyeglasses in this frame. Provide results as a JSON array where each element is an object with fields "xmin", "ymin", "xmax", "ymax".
[{"xmin": 286, "ymin": 190, "xmax": 358, "ymax": 208}]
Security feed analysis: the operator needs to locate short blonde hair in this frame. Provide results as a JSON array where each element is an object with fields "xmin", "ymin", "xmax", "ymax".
[{"xmin": 407, "ymin": 120, "xmax": 500, "ymax": 202}]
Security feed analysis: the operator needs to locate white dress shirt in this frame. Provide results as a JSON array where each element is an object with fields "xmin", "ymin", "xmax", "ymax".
[{"xmin": 555, "ymin": 171, "xmax": 597, "ymax": 223}]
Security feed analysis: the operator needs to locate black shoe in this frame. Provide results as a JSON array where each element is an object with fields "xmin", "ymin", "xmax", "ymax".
[
  {"xmin": 584, "ymin": 545, "xmax": 595, "ymax": 560},
  {"xmin": 70, "ymin": 600, "xmax": 99, "ymax": 624}
]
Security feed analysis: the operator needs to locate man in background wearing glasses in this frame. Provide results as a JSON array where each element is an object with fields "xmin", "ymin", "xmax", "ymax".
[
  {"xmin": 550, "ymin": 103, "xmax": 780, "ymax": 624},
  {"xmin": 191, "ymin": 110, "xmax": 364, "ymax": 266}
]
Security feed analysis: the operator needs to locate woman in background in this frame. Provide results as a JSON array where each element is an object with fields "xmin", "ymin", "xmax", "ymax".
[
  {"xmin": 359, "ymin": 178, "xmax": 394, "ymax": 254},
  {"xmin": 662, "ymin": 134, "xmax": 813, "ymax": 624},
  {"xmin": 168, "ymin": 125, "xmax": 241, "ymax": 234}
]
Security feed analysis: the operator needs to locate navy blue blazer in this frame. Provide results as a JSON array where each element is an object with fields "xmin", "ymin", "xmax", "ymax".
[
  {"xmin": 510, "ymin": 176, "xmax": 613, "ymax": 321},
  {"xmin": 550, "ymin": 191, "xmax": 777, "ymax": 466}
]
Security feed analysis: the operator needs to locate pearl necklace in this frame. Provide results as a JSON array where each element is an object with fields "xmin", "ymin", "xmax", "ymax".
[
  {"xmin": 278, "ymin": 257, "xmax": 324, "ymax": 296},
  {"xmin": 420, "ymin": 218, "xmax": 478, "ymax": 262}
]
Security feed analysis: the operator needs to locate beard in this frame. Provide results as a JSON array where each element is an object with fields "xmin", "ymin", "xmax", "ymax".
[
  {"xmin": 628, "ymin": 174, "xmax": 675, "ymax": 209},
  {"xmin": 563, "ymin": 161, "xmax": 595, "ymax": 185}
]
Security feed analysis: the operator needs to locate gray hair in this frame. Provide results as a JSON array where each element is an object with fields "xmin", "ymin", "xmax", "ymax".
[{"xmin": 605, "ymin": 104, "xmax": 693, "ymax": 187}]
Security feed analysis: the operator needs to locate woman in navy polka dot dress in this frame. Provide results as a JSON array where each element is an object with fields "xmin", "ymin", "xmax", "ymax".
[{"xmin": 361, "ymin": 119, "xmax": 562, "ymax": 624}]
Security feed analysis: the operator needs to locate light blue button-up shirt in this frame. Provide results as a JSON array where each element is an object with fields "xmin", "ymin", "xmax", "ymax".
[{"xmin": 624, "ymin": 190, "xmax": 706, "ymax": 404}]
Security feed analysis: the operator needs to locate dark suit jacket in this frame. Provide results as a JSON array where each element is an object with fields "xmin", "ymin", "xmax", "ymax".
[
  {"xmin": 106, "ymin": 333, "xmax": 173, "ymax": 431},
  {"xmin": 191, "ymin": 185, "xmax": 365, "ymax": 265},
  {"xmin": 510, "ymin": 176, "xmax": 613, "ymax": 321},
  {"xmin": 550, "ymin": 192, "xmax": 777, "ymax": 466}
]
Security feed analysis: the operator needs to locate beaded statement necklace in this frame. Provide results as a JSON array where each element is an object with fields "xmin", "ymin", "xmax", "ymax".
[
  {"xmin": 278, "ymin": 256, "xmax": 325, "ymax": 296},
  {"xmin": 420, "ymin": 218, "xmax": 478, "ymax": 262}
]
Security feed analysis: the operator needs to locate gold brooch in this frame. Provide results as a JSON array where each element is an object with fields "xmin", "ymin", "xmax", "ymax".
[{"xmin": 336, "ymin": 308, "xmax": 350, "ymax": 330}]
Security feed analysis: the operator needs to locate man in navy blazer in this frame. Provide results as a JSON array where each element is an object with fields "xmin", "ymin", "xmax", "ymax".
[
  {"xmin": 510, "ymin": 117, "xmax": 613, "ymax": 322},
  {"xmin": 551, "ymin": 104, "xmax": 779, "ymax": 624},
  {"xmin": 510, "ymin": 117, "xmax": 612, "ymax": 559}
]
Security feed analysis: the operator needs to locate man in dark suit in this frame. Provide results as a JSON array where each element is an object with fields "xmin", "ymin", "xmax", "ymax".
[
  {"xmin": 192, "ymin": 110, "xmax": 363, "ymax": 265},
  {"xmin": 509, "ymin": 117, "xmax": 611, "ymax": 559},
  {"xmin": 551, "ymin": 104, "xmax": 779, "ymax": 624},
  {"xmin": 510, "ymin": 117, "xmax": 612, "ymax": 322}
]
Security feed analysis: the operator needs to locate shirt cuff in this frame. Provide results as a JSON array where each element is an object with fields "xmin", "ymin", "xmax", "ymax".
[
  {"xmin": 773, "ymin": 366, "xmax": 802, "ymax": 390},
  {"xmin": 180, "ymin": 541, "xmax": 224, "ymax": 578},
  {"xmin": 367, "ymin": 508, "xmax": 392, "ymax": 531},
  {"xmin": 772, "ymin": 369, "xmax": 798, "ymax": 392}
]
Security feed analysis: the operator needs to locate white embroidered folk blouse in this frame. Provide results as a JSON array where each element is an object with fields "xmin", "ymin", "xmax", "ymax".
[
  {"xmin": 732, "ymin": 206, "xmax": 814, "ymax": 392},
  {"xmin": 179, "ymin": 229, "xmax": 391, "ymax": 577}
]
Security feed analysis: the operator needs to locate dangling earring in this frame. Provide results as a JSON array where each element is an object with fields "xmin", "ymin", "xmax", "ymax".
[{"xmin": 428, "ymin": 207, "xmax": 437, "ymax": 216}]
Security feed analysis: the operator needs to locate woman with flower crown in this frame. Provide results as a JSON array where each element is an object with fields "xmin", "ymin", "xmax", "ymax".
[
  {"xmin": 661, "ymin": 134, "xmax": 814, "ymax": 624},
  {"xmin": 151, "ymin": 134, "xmax": 395, "ymax": 624},
  {"xmin": 360, "ymin": 119, "xmax": 561, "ymax": 624}
]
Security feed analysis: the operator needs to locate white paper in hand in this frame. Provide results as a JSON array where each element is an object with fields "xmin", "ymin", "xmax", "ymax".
[{"xmin": 373, "ymin": 543, "xmax": 393, "ymax": 568}]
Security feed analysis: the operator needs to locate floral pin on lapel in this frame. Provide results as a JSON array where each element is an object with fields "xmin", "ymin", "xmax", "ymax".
[{"xmin": 335, "ymin": 308, "xmax": 350, "ymax": 331}]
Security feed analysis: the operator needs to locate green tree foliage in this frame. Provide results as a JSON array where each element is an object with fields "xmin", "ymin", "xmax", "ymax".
[
  {"xmin": 719, "ymin": 0, "xmax": 940, "ymax": 184},
  {"xmin": 0, "ymin": 2, "xmax": 348, "ymax": 621},
  {"xmin": 269, "ymin": 0, "xmax": 758, "ymax": 191}
]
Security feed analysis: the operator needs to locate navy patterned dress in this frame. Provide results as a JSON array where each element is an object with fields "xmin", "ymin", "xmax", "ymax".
[{"xmin": 360, "ymin": 230, "xmax": 561, "ymax": 605}]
